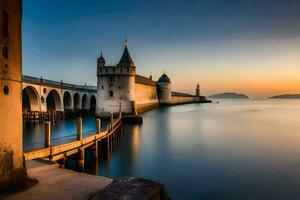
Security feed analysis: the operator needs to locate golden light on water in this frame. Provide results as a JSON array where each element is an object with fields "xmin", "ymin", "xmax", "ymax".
[{"xmin": 131, "ymin": 125, "xmax": 140, "ymax": 157}]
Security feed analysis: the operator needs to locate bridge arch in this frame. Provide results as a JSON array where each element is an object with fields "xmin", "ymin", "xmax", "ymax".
[
  {"xmin": 73, "ymin": 93, "xmax": 80, "ymax": 110},
  {"xmin": 46, "ymin": 89, "xmax": 62, "ymax": 111},
  {"xmin": 90, "ymin": 95, "xmax": 96, "ymax": 115},
  {"xmin": 22, "ymin": 86, "xmax": 40, "ymax": 113},
  {"xmin": 63, "ymin": 91, "xmax": 72, "ymax": 111},
  {"xmin": 82, "ymin": 93, "xmax": 88, "ymax": 110}
]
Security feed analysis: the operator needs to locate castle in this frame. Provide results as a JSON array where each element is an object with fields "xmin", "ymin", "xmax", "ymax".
[{"xmin": 96, "ymin": 41, "xmax": 208, "ymax": 117}]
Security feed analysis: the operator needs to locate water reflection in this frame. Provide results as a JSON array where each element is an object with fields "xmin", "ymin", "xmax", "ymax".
[
  {"xmin": 23, "ymin": 99, "xmax": 300, "ymax": 200},
  {"xmin": 131, "ymin": 125, "xmax": 139, "ymax": 160}
]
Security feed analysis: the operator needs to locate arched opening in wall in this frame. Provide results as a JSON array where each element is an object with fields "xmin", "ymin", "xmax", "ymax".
[
  {"xmin": 2, "ymin": 10, "xmax": 9, "ymax": 38},
  {"xmin": 22, "ymin": 86, "xmax": 39, "ymax": 113},
  {"xmin": 81, "ymin": 94, "xmax": 88, "ymax": 111},
  {"xmin": 63, "ymin": 91, "xmax": 72, "ymax": 115},
  {"xmin": 73, "ymin": 93, "xmax": 80, "ymax": 113},
  {"xmin": 90, "ymin": 95, "xmax": 96, "ymax": 115},
  {"xmin": 46, "ymin": 90, "xmax": 62, "ymax": 112}
]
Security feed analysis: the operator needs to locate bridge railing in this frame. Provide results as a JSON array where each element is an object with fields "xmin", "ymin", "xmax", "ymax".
[{"xmin": 22, "ymin": 75, "xmax": 97, "ymax": 92}]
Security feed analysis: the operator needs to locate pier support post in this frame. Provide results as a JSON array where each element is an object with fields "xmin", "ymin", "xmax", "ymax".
[
  {"xmin": 78, "ymin": 147, "xmax": 85, "ymax": 171},
  {"xmin": 58, "ymin": 154, "xmax": 66, "ymax": 169},
  {"xmin": 110, "ymin": 135, "xmax": 113, "ymax": 151},
  {"xmin": 110, "ymin": 112, "xmax": 114, "ymax": 130},
  {"xmin": 45, "ymin": 121, "xmax": 51, "ymax": 147},
  {"xmin": 77, "ymin": 118, "xmax": 84, "ymax": 170},
  {"xmin": 107, "ymin": 137, "xmax": 111, "ymax": 158},
  {"xmin": 96, "ymin": 119, "xmax": 101, "ymax": 134},
  {"xmin": 93, "ymin": 142, "xmax": 98, "ymax": 158},
  {"xmin": 77, "ymin": 117, "xmax": 82, "ymax": 140}
]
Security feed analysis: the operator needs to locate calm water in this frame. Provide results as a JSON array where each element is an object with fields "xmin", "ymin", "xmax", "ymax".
[{"xmin": 24, "ymin": 99, "xmax": 300, "ymax": 199}]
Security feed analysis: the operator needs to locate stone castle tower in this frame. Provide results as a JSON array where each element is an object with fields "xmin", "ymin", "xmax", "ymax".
[
  {"xmin": 196, "ymin": 83, "xmax": 200, "ymax": 96},
  {"xmin": 96, "ymin": 40, "xmax": 136, "ymax": 117},
  {"xmin": 0, "ymin": 0, "xmax": 28, "ymax": 191},
  {"xmin": 157, "ymin": 73, "xmax": 172, "ymax": 104}
]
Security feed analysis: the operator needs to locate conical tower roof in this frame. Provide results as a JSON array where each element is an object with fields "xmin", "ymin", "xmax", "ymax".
[
  {"xmin": 158, "ymin": 73, "xmax": 171, "ymax": 83},
  {"xmin": 97, "ymin": 51, "xmax": 105, "ymax": 64},
  {"xmin": 118, "ymin": 40, "xmax": 134, "ymax": 66}
]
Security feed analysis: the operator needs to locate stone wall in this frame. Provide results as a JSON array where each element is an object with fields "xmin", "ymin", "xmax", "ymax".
[
  {"xmin": 171, "ymin": 95, "xmax": 197, "ymax": 105},
  {"xmin": 134, "ymin": 82, "xmax": 159, "ymax": 114},
  {"xmin": 0, "ymin": 0, "xmax": 28, "ymax": 191},
  {"xmin": 171, "ymin": 95, "xmax": 210, "ymax": 105},
  {"xmin": 96, "ymin": 100, "xmax": 133, "ymax": 117},
  {"xmin": 96, "ymin": 66, "xmax": 135, "ymax": 117}
]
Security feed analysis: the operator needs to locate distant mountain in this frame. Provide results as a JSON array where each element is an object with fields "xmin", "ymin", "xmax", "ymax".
[
  {"xmin": 208, "ymin": 92, "xmax": 249, "ymax": 99},
  {"xmin": 270, "ymin": 94, "xmax": 300, "ymax": 99}
]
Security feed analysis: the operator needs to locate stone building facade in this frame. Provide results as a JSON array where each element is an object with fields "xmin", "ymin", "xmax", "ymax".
[
  {"xmin": 96, "ymin": 41, "xmax": 160, "ymax": 117},
  {"xmin": 0, "ymin": 0, "xmax": 28, "ymax": 191},
  {"xmin": 96, "ymin": 42, "xmax": 138, "ymax": 117},
  {"xmin": 96, "ymin": 41, "xmax": 207, "ymax": 117}
]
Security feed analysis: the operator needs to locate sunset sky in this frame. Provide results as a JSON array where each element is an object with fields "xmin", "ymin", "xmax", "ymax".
[{"xmin": 23, "ymin": 0, "xmax": 300, "ymax": 98}]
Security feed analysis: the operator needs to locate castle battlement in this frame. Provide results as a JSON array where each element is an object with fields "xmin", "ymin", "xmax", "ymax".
[{"xmin": 97, "ymin": 66, "xmax": 136, "ymax": 76}]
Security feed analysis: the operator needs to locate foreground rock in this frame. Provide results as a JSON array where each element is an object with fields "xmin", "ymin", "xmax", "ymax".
[{"xmin": 93, "ymin": 177, "xmax": 170, "ymax": 200}]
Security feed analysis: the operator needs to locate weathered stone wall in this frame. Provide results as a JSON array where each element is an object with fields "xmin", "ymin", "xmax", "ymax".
[
  {"xmin": 0, "ymin": 0, "xmax": 28, "ymax": 191},
  {"xmin": 96, "ymin": 100, "xmax": 133, "ymax": 117},
  {"xmin": 171, "ymin": 95, "xmax": 197, "ymax": 105},
  {"xmin": 134, "ymin": 82, "xmax": 159, "ymax": 114},
  {"xmin": 96, "ymin": 66, "xmax": 135, "ymax": 117}
]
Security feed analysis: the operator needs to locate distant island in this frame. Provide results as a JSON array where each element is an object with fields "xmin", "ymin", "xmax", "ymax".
[
  {"xmin": 270, "ymin": 94, "xmax": 300, "ymax": 99},
  {"xmin": 208, "ymin": 92, "xmax": 249, "ymax": 99}
]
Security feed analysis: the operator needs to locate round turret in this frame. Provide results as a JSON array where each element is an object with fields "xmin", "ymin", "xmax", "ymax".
[{"xmin": 157, "ymin": 73, "xmax": 172, "ymax": 104}]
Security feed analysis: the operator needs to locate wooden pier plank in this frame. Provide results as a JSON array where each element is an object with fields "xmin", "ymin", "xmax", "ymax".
[{"xmin": 24, "ymin": 116, "xmax": 122, "ymax": 161}]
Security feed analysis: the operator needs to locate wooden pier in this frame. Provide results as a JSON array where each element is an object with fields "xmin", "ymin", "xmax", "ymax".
[
  {"xmin": 23, "ymin": 110, "xmax": 65, "ymax": 122},
  {"xmin": 23, "ymin": 112, "xmax": 122, "ymax": 170},
  {"xmin": 22, "ymin": 109, "xmax": 95, "ymax": 123}
]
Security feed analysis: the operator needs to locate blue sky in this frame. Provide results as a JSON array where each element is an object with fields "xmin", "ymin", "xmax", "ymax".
[{"xmin": 23, "ymin": 0, "xmax": 300, "ymax": 97}]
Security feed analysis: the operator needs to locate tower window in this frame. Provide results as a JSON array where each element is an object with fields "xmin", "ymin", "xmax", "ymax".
[
  {"xmin": 105, "ymin": 68, "xmax": 108, "ymax": 73},
  {"xmin": 2, "ymin": 46, "xmax": 8, "ymax": 59},
  {"xmin": 109, "ymin": 91, "xmax": 113, "ymax": 97},
  {"xmin": 102, "ymin": 85, "xmax": 104, "ymax": 90},
  {"xmin": 100, "ymin": 68, "xmax": 102, "ymax": 73},
  {"xmin": 110, "ymin": 77, "xmax": 115, "ymax": 82},
  {"xmin": 127, "ymin": 67, "xmax": 129, "ymax": 72},
  {"xmin": 2, "ymin": 10, "xmax": 8, "ymax": 38}
]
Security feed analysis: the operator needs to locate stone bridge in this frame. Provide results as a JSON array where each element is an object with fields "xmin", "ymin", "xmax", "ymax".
[{"xmin": 22, "ymin": 75, "xmax": 97, "ymax": 115}]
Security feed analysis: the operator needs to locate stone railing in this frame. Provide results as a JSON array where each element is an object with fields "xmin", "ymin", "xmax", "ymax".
[{"xmin": 22, "ymin": 75, "xmax": 97, "ymax": 92}]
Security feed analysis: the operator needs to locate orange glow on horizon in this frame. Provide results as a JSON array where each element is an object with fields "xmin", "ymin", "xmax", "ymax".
[{"xmin": 172, "ymin": 70, "xmax": 300, "ymax": 99}]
